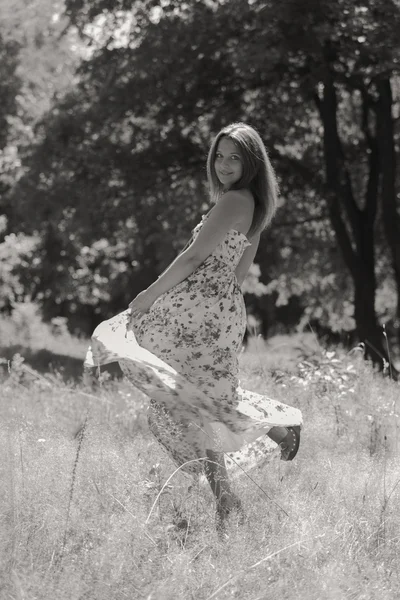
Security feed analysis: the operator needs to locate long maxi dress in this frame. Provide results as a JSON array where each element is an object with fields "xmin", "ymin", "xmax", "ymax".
[{"xmin": 85, "ymin": 212, "xmax": 303, "ymax": 475}]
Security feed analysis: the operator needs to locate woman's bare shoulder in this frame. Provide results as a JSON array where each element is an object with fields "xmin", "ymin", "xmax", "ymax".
[
  {"xmin": 223, "ymin": 189, "xmax": 255, "ymax": 234},
  {"xmin": 219, "ymin": 189, "xmax": 254, "ymax": 214}
]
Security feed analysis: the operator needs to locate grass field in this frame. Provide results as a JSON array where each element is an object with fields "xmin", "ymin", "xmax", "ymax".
[{"xmin": 1, "ymin": 308, "xmax": 400, "ymax": 599}]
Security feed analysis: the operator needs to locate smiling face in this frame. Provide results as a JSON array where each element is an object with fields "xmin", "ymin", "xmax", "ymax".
[{"xmin": 214, "ymin": 136, "xmax": 243, "ymax": 190}]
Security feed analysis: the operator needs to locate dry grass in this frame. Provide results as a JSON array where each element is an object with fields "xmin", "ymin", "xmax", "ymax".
[{"xmin": 1, "ymin": 318, "xmax": 400, "ymax": 599}]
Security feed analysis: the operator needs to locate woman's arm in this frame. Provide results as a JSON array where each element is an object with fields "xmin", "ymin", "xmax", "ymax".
[
  {"xmin": 234, "ymin": 233, "xmax": 260, "ymax": 286},
  {"xmin": 147, "ymin": 192, "xmax": 253, "ymax": 300},
  {"xmin": 146, "ymin": 248, "xmax": 200, "ymax": 300}
]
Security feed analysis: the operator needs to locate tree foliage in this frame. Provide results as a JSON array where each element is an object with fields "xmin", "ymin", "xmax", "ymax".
[{"xmin": 3, "ymin": 0, "xmax": 400, "ymax": 366}]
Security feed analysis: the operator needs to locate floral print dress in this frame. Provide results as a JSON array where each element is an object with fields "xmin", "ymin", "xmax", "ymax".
[{"xmin": 85, "ymin": 213, "xmax": 302, "ymax": 474}]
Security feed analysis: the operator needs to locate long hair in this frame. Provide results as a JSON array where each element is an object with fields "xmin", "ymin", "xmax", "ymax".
[{"xmin": 206, "ymin": 122, "xmax": 279, "ymax": 238}]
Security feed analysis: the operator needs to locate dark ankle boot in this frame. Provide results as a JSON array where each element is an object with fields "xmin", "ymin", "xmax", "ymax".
[{"xmin": 280, "ymin": 426, "xmax": 301, "ymax": 461}]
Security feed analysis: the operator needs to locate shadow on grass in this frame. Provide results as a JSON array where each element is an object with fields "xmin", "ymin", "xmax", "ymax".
[{"xmin": 0, "ymin": 344, "xmax": 123, "ymax": 383}]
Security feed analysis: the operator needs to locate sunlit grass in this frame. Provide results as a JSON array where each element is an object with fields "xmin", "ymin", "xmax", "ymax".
[{"xmin": 1, "ymin": 317, "xmax": 400, "ymax": 599}]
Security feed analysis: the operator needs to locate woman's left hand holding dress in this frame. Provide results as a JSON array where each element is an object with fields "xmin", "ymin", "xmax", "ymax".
[{"xmin": 129, "ymin": 288, "xmax": 157, "ymax": 322}]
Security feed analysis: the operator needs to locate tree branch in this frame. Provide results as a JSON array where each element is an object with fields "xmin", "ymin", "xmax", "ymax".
[{"xmin": 361, "ymin": 90, "xmax": 379, "ymax": 226}]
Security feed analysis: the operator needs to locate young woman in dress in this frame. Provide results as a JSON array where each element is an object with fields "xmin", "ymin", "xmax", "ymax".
[{"xmin": 86, "ymin": 122, "xmax": 302, "ymax": 530}]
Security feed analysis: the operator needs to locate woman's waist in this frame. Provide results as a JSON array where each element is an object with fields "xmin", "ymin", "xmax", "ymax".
[
  {"xmin": 151, "ymin": 259, "xmax": 243, "ymax": 313},
  {"xmin": 201, "ymin": 254, "xmax": 240, "ymax": 277},
  {"xmin": 209, "ymin": 251, "xmax": 241, "ymax": 270},
  {"xmin": 190, "ymin": 256, "xmax": 243, "ymax": 293}
]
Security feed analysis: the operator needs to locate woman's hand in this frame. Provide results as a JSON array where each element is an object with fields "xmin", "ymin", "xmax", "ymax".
[{"xmin": 129, "ymin": 288, "xmax": 157, "ymax": 321}]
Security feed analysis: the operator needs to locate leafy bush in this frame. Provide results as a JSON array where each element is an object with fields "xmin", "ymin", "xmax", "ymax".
[{"xmin": 0, "ymin": 228, "xmax": 40, "ymax": 310}]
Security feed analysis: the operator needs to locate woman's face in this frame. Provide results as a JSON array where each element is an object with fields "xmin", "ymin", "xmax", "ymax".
[{"xmin": 214, "ymin": 136, "xmax": 243, "ymax": 190}]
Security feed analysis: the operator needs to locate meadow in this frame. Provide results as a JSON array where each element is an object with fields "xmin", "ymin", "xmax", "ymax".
[{"xmin": 1, "ymin": 305, "xmax": 400, "ymax": 600}]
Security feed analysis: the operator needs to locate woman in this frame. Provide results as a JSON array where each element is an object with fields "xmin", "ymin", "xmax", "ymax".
[{"xmin": 85, "ymin": 122, "xmax": 302, "ymax": 529}]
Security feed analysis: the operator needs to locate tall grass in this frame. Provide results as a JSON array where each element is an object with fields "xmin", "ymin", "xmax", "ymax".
[{"xmin": 1, "ymin": 320, "xmax": 400, "ymax": 599}]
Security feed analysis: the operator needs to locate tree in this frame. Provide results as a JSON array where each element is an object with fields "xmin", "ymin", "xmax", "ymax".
[
  {"xmin": 257, "ymin": 0, "xmax": 400, "ymax": 367},
  {"xmin": 0, "ymin": 0, "xmax": 81, "ymax": 230},
  {"xmin": 9, "ymin": 0, "xmax": 400, "ymax": 371},
  {"xmin": 0, "ymin": 32, "xmax": 21, "ymax": 224}
]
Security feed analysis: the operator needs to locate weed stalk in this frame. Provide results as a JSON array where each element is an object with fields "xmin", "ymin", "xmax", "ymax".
[
  {"xmin": 382, "ymin": 324, "xmax": 393, "ymax": 381},
  {"xmin": 383, "ymin": 324, "xmax": 398, "ymax": 452},
  {"xmin": 58, "ymin": 411, "xmax": 88, "ymax": 566}
]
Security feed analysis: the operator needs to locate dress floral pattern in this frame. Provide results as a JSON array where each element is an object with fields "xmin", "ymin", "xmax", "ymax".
[{"xmin": 85, "ymin": 213, "xmax": 302, "ymax": 474}]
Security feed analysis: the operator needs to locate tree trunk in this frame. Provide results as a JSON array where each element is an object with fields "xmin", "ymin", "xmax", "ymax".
[
  {"xmin": 315, "ymin": 52, "xmax": 391, "ymax": 372},
  {"xmin": 375, "ymin": 78, "xmax": 400, "ymax": 347}
]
